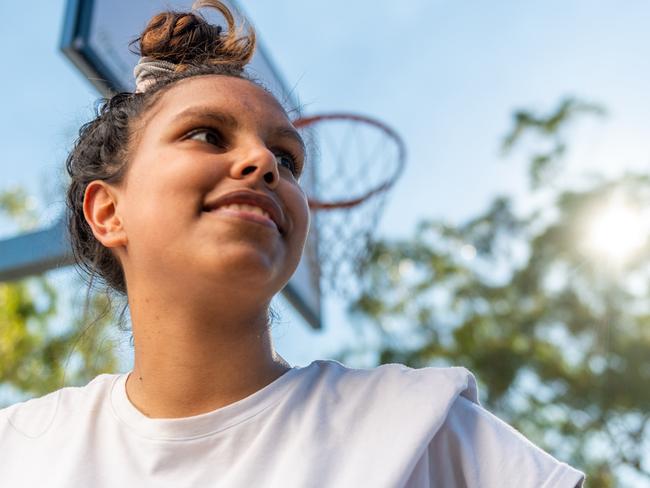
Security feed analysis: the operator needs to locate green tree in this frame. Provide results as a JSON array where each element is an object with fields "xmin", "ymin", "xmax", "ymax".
[
  {"xmin": 338, "ymin": 97, "xmax": 650, "ymax": 487},
  {"xmin": 0, "ymin": 187, "xmax": 123, "ymax": 407}
]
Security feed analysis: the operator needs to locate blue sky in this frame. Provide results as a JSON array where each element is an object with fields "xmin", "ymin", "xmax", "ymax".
[{"xmin": 1, "ymin": 0, "xmax": 649, "ymax": 371}]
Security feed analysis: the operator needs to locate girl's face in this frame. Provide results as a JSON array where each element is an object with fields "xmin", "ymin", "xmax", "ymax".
[{"xmin": 113, "ymin": 75, "xmax": 310, "ymax": 298}]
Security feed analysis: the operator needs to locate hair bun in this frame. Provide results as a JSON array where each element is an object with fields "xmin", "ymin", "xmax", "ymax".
[{"xmin": 136, "ymin": 0, "xmax": 256, "ymax": 71}]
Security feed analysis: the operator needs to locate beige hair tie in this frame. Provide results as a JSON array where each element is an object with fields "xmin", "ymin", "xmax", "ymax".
[{"xmin": 133, "ymin": 57, "xmax": 177, "ymax": 93}]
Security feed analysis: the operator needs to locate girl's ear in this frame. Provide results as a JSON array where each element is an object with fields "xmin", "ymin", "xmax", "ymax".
[{"xmin": 83, "ymin": 180, "xmax": 128, "ymax": 248}]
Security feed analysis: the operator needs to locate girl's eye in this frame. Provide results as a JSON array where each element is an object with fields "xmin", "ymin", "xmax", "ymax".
[
  {"xmin": 275, "ymin": 152, "xmax": 300, "ymax": 177},
  {"xmin": 187, "ymin": 129, "xmax": 223, "ymax": 147}
]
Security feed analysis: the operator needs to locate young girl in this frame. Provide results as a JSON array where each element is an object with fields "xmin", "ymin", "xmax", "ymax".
[{"xmin": 0, "ymin": 2, "xmax": 585, "ymax": 486}]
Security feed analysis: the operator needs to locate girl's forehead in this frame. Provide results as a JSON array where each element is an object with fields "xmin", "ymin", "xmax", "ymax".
[{"xmin": 146, "ymin": 75, "xmax": 289, "ymax": 126}]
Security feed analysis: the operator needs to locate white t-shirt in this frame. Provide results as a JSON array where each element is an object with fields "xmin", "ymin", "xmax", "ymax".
[{"xmin": 0, "ymin": 359, "xmax": 584, "ymax": 487}]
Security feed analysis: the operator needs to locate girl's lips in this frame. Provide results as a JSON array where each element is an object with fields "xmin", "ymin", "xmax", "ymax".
[
  {"xmin": 202, "ymin": 190, "xmax": 285, "ymax": 234},
  {"xmin": 204, "ymin": 207, "xmax": 279, "ymax": 232}
]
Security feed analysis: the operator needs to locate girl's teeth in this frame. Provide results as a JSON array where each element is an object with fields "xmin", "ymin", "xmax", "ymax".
[{"xmin": 218, "ymin": 203, "xmax": 270, "ymax": 219}]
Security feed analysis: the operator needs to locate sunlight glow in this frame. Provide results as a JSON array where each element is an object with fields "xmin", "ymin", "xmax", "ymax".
[
  {"xmin": 584, "ymin": 200, "xmax": 647, "ymax": 263},
  {"xmin": 460, "ymin": 244, "xmax": 477, "ymax": 261}
]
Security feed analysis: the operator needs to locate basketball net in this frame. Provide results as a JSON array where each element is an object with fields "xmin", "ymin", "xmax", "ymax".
[{"xmin": 293, "ymin": 113, "xmax": 406, "ymax": 299}]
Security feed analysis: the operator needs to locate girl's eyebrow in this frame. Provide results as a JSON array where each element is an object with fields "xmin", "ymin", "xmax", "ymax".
[
  {"xmin": 174, "ymin": 107, "xmax": 306, "ymax": 153},
  {"xmin": 173, "ymin": 107, "xmax": 239, "ymax": 129},
  {"xmin": 272, "ymin": 127, "xmax": 306, "ymax": 154}
]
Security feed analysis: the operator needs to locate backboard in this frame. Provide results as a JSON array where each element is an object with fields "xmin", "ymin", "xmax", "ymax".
[{"xmin": 56, "ymin": 0, "xmax": 322, "ymax": 328}]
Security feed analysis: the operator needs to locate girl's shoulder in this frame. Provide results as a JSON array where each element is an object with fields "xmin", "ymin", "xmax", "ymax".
[
  {"xmin": 0, "ymin": 373, "xmax": 119, "ymax": 439},
  {"xmin": 302, "ymin": 359, "xmax": 585, "ymax": 486}
]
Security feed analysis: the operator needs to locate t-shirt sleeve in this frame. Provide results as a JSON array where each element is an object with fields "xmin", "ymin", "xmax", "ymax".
[{"xmin": 411, "ymin": 395, "xmax": 586, "ymax": 488}]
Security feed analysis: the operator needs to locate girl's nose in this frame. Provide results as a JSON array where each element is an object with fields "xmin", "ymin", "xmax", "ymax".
[{"xmin": 230, "ymin": 144, "xmax": 280, "ymax": 188}]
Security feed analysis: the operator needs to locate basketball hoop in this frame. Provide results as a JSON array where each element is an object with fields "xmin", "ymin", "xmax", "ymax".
[{"xmin": 292, "ymin": 112, "xmax": 406, "ymax": 298}]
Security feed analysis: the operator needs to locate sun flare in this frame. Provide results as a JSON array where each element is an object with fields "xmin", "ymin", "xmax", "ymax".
[{"xmin": 584, "ymin": 200, "xmax": 647, "ymax": 263}]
